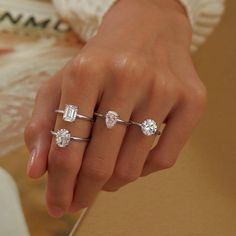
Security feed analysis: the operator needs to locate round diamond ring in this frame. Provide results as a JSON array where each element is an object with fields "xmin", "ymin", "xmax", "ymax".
[
  {"xmin": 130, "ymin": 119, "xmax": 161, "ymax": 136},
  {"xmin": 51, "ymin": 129, "xmax": 89, "ymax": 148}
]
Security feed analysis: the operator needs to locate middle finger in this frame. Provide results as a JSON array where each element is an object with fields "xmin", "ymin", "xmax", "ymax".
[{"xmin": 69, "ymin": 89, "xmax": 135, "ymax": 212}]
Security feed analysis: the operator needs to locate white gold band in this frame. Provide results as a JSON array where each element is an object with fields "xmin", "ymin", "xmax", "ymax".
[
  {"xmin": 55, "ymin": 104, "xmax": 93, "ymax": 122},
  {"xmin": 51, "ymin": 129, "xmax": 89, "ymax": 148},
  {"xmin": 55, "ymin": 109, "xmax": 93, "ymax": 122},
  {"xmin": 130, "ymin": 120, "xmax": 161, "ymax": 136},
  {"xmin": 94, "ymin": 111, "xmax": 130, "ymax": 129}
]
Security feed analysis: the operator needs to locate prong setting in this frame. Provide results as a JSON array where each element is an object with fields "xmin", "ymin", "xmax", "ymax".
[
  {"xmin": 63, "ymin": 104, "xmax": 78, "ymax": 122},
  {"xmin": 141, "ymin": 119, "xmax": 158, "ymax": 136},
  {"xmin": 55, "ymin": 129, "xmax": 71, "ymax": 147},
  {"xmin": 105, "ymin": 111, "xmax": 119, "ymax": 129}
]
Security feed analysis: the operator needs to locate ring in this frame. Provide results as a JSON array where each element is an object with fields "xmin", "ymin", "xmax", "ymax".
[
  {"xmin": 130, "ymin": 119, "xmax": 161, "ymax": 136},
  {"xmin": 55, "ymin": 104, "xmax": 93, "ymax": 122},
  {"xmin": 51, "ymin": 129, "xmax": 89, "ymax": 147},
  {"xmin": 94, "ymin": 111, "xmax": 130, "ymax": 129}
]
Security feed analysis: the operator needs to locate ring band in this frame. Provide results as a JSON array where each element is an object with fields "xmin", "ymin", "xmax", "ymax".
[
  {"xmin": 94, "ymin": 111, "xmax": 130, "ymax": 129},
  {"xmin": 130, "ymin": 119, "xmax": 161, "ymax": 136},
  {"xmin": 55, "ymin": 104, "xmax": 93, "ymax": 122},
  {"xmin": 51, "ymin": 129, "xmax": 89, "ymax": 147}
]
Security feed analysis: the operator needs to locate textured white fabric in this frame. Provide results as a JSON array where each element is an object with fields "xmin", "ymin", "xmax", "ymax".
[
  {"xmin": 53, "ymin": 0, "xmax": 225, "ymax": 51},
  {"xmin": 52, "ymin": 0, "xmax": 117, "ymax": 41},
  {"xmin": 0, "ymin": 168, "xmax": 30, "ymax": 236},
  {"xmin": 179, "ymin": 0, "xmax": 225, "ymax": 51}
]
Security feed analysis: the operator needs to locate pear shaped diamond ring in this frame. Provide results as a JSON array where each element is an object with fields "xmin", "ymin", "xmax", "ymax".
[{"xmin": 94, "ymin": 111, "xmax": 130, "ymax": 129}]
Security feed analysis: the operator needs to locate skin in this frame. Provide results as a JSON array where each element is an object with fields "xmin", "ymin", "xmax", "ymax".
[{"xmin": 24, "ymin": 0, "xmax": 207, "ymax": 218}]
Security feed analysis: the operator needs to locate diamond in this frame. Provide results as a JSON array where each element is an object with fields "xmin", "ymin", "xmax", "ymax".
[
  {"xmin": 55, "ymin": 129, "xmax": 71, "ymax": 147},
  {"xmin": 63, "ymin": 104, "xmax": 78, "ymax": 122},
  {"xmin": 105, "ymin": 111, "xmax": 119, "ymax": 129},
  {"xmin": 141, "ymin": 119, "xmax": 158, "ymax": 136}
]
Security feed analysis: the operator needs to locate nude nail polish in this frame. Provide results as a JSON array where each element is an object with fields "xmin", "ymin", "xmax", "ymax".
[{"xmin": 27, "ymin": 149, "xmax": 37, "ymax": 174}]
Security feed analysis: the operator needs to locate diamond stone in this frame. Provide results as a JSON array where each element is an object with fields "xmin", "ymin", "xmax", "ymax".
[
  {"xmin": 105, "ymin": 111, "xmax": 119, "ymax": 129},
  {"xmin": 55, "ymin": 129, "xmax": 71, "ymax": 147},
  {"xmin": 141, "ymin": 119, "xmax": 158, "ymax": 136},
  {"xmin": 63, "ymin": 105, "xmax": 78, "ymax": 122}
]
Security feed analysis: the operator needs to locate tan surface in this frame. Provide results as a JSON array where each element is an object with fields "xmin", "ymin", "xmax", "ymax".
[{"xmin": 76, "ymin": 1, "xmax": 236, "ymax": 235}]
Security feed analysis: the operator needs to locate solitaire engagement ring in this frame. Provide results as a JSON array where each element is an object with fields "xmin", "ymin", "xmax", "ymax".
[
  {"xmin": 56, "ymin": 104, "xmax": 93, "ymax": 122},
  {"xmin": 94, "ymin": 111, "xmax": 130, "ymax": 129},
  {"xmin": 51, "ymin": 129, "xmax": 90, "ymax": 148},
  {"xmin": 130, "ymin": 119, "xmax": 161, "ymax": 136}
]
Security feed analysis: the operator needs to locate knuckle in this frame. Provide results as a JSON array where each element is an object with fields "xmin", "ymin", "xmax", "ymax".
[
  {"xmin": 114, "ymin": 168, "xmax": 139, "ymax": 183},
  {"xmin": 193, "ymin": 83, "xmax": 208, "ymax": 106},
  {"xmin": 183, "ymin": 81, "xmax": 208, "ymax": 109},
  {"xmin": 72, "ymin": 55, "xmax": 91, "ymax": 76},
  {"xmin": 82, "ymin": 162, "xmax": 112, "ymax": 182},
  {"xmin": 152, "ymin": 157, "xmax": 176, "ymax": 170},
  {"xmin": 120, "ymin": 52, "xmax": 140, "ymax": 69},
  {"xmin": 151, "ymin": 73, "xmax": 177, "ymax": 99},
  {"xmin": 68, "ymin": 54, "xmax": 106, "ymax": 85},
  {"xmin": 24, "ymin": 122, "xmax": 36, "ymax": 141},
  {"xmin": 48, "ymin": 151, "xmax": 74, "ymax": 172},
  {"xmin": 24, "ymin": 120, "xmax": 47, "ymax": 141},
  {"xmin": 112, "ymin": 52, "xmax": 151, "ymax": 86}
]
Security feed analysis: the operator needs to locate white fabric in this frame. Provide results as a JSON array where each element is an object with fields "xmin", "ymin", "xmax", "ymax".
[
  {"xmin": 53, "ymin": 0, "xmax": 225, "ymax": 51},
  {"xmin": 52, "ymin": 0, "xmax": 117, "ymax": 41},
  {"xmin": 0, "ymin": 168, "xmax": 30, "ymax": 236},
  {"xmin": 179, "ymin": 0, "xmax": 225, "ymax": 51}
]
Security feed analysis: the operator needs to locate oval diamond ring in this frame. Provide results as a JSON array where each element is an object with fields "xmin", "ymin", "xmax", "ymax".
[{"xmin": 51, "ymin": 129, "xmax": 90, "ymax": 148}]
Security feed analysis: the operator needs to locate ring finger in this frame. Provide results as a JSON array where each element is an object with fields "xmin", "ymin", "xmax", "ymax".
[
  {"xmin": 69, "ymin": 89, "xmax": 135, "ymax": 212},
  {"xmin": 103, "ymin": 98, "xmax": 171, "ymax": 191}
]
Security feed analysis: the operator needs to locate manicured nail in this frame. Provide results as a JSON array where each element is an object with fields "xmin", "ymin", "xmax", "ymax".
[
  {"xmin": 49, "ymin": 207, "xmax": 64, "ymax": 218},
  {"xmin": 27, "ymin": 149, "xmax": 37, "ymax": 174},
  {"xmin": 68, "ymin": 205, "xmax": 79, "ymax": 213}
]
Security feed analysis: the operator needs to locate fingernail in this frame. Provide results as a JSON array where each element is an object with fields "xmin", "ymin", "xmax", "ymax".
[
  {"xmin": 49, "ymin": 207, "xmax": 64, "ymax": 218},
  {"xmin": 68, "ymin": 205, "xmax": 79, "ymax": 213},
  {"xmin": 27, "ymin": 149, "xmax": 37, "ymax": 174}
]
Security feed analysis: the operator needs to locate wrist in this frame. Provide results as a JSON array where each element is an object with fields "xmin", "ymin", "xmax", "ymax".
[
  {"xmin": 155, "ymin": 0, "xmax": 187, "ymax": 16},
  {"xmin": 99, "ymin": 0, "xmax": 192, "ymax": 47},
  {"xmin": 111, "ymin": 0, "xmax": 189, "ymax": 23},
  {"xmin": 151, "ymin": 0, "xmax": 192, "ymax": 39}
]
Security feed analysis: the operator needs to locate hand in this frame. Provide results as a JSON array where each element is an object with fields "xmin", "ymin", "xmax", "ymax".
[{"xmin": 24, "ymin": 0, "xmax": 207, "ymax": 218}]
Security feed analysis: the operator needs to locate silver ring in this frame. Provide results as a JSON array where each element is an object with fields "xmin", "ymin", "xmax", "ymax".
[
  {"xmin": 94, "ymin": 111, "xmax": 130, "ymax": 129},
  {"xmin": 55, "ymin": 104, "xmax": 93, "ymax": 122},
  {"xmin": 51, "ymin": 129, "xmax": 89, "ymax": 147},
  {"xmin": 130, "ymin": 119, "xmax": 161, "ymax": 136}
]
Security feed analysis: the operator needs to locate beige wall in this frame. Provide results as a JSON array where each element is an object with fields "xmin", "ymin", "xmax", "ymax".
[{"xmin": 76, "ymin": 1, "xmax": 236, "ymax": 235}]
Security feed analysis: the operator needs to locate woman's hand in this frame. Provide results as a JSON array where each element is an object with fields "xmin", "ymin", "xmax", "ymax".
[{"xmin": 24, "ymin": 0, "xmax": 207, "ymax": 218}]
